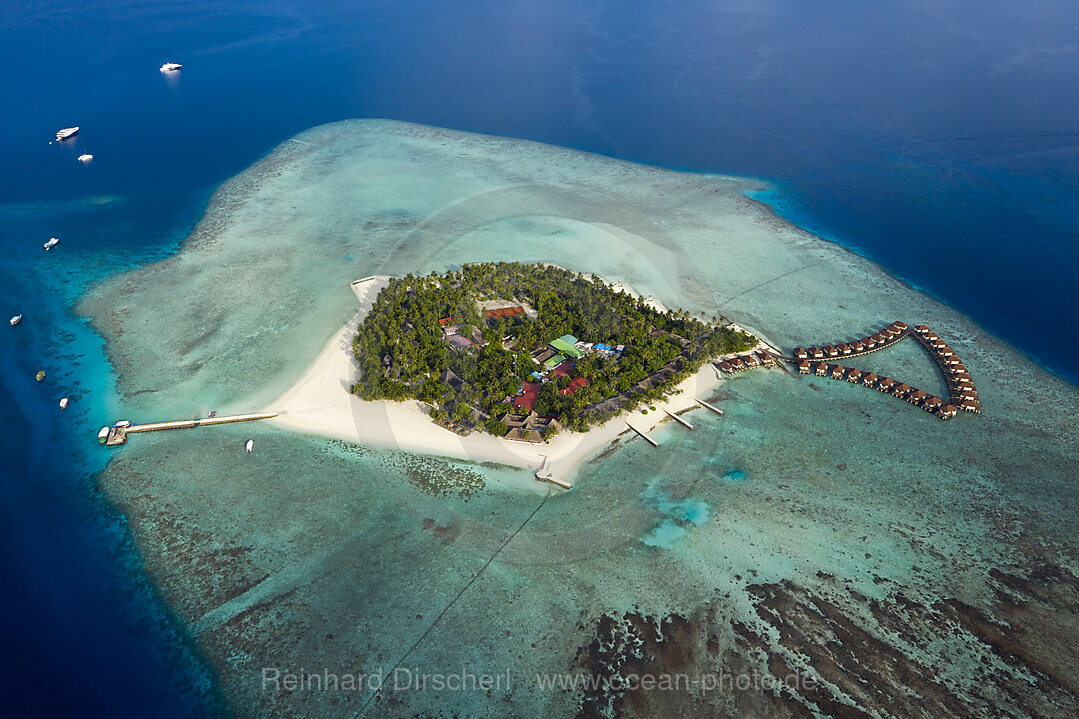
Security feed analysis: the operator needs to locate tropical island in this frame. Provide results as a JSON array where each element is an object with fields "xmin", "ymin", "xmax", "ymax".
[{"xmin": 349, "ymin": 262, "xmax": 756, "ymax": 443}]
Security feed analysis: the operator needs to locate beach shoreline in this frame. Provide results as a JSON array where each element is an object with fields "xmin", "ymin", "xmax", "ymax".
[{"xmin": 262, "ymin": 273, "xmax": 734, "ymax": 487}]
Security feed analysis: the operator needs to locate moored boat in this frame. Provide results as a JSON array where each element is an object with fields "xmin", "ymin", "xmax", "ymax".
[
  {"xmin": 9, "ymin": 314, "xmax": 21, "ymax": 326},
  {"xmin": 160, "ymin": 62, "xmax": 182, "ymax": 72},
  {"xmin": 77, "ymin": 154, "xmax": 93, "ymax": 163},
  {"xmin": 245, "ymin": 439, "xmax": 254, "ymax": 453},
  {"xmin": 98, "ymin": 426, "xmax": 110, "ymax": 444},
  {"xmin": 56, "ymin": 126, "xmax": 79, "ymax": 141},
  {"xmin": 59, "ymin": 397, "xmax": 69, "ymax": 410},
  {"xmin": 44, "ymin": 237, "xmax": 59, "ymax": 250}
]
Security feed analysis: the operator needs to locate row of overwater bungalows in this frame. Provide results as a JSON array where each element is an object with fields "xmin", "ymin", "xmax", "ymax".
[
  {"xmin": 796, "ymin": 360, "xmax": 959, "ymax": 419},
  {"xmin": 911, "ymin": 325, "xmax": 980, "ymax": 413},
  {"xmin": 792, "ymin": 321, "xmax": 909, "ymax": 361},
  {"xmin": 716, "ymin": 350, "xmax": 776, "ymax": 374}
]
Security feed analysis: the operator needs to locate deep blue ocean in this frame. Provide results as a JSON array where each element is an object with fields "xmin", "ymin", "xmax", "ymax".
[{"xmin": 3, "ymin": 0, "xmax": 1077, "ymax": 715}]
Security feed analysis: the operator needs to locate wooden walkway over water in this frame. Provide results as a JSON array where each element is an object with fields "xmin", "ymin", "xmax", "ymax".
[{"xmin": 101, "ymin": 411, "xmax": 278, "ymax": 446}]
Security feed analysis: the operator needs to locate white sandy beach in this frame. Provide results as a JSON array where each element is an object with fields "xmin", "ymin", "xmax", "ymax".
[{"xmin": 264, "ymin": 274, "xmax": 729, "ymax": 486}]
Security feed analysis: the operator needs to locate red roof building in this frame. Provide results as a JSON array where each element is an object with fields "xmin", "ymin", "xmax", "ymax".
[
  {"xmin": 513, "ymin": 382, "xmax": 541, "ymax": 413},
  {"xmin": 438, "ymin": 316, "xmax": 455, "ymax": 327},
  {"xmin": 559, "ymin": 376, "xmax": 590, "ymax": 396}
]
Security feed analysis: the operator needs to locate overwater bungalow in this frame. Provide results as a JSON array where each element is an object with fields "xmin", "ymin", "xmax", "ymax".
[
  {"xmin": 729, "ymin": 358, "xmax": 745, "ymax": 370},
  {"xmin": 877, "ymin": 377, "xmax": 896, "ymax": 392},
  {"xmin": 798, "ymin": 360, "xmax": 811, "ymax": 374},
  {"xmin": 923, "ymin": 396, "xmax": 943, "ymax": 411},
  {"xmin": 862, "ymin": 337, "xmax": 877, "ymax": 349},
  {"xmin": 862, "ymin": 372, "xmax": 879, "ymax": 387},
  {"xmin": 717, "ymin": 360, "xmax": 734, "ymax": 373},
  {"xmin": 742, "ymin": 354, "xmax": 760, "ymax": 367},
  {"xmin": 794, "ymin": 347, "xmax": 808, "ymax": 359},
  {"xmin": 891, "ymin": 383, "xmax": 911, "ymax": 398},
  {"xmin": 756, "ymin": 351, "xmax": 775, "ymax": 366},
  {"xmin": 915, "ymin": 325, "xmax": 930, "ymax": 334},
  {"xmin": 850, "ymin": 340, "xmax": 865, "ymax": 353},
  {"xmin": 836, "ymin": 343, "xmax": 851, "ymax": 355},
  {"xmin": 870, "ymin": 333, "xmax": 886, "ymax": 344},
  {"xmin": 908, "ymin": 389, "xmax": 927, "ymax": 404},
  {"xmin": 846, "ymin": 369, "xmax": 863, "ymax": 383},
  {"xmin": 939, "ymin": 404, "xmax": 957, "ymax": 419},
  {"xmin": 959, "ymin": 400, "xmax": 980, "ymax": 412},
  {"xmin": 815, "ymin": 362, "xmax": 829, "ymax": 376},
  {"xmin": 824, "ymin": 345, "xmax": 838, "ymax": 357},
  {"xmin": 892, "ymin": 321, "xmax": 909, "ymax": 331},
  {"xmin": 831, "ymin": 365, "xmax": 846, "ymax": 380},
  {"xmin": 809, "ymin": 347, "xmax": 823, "ymax": 359}
]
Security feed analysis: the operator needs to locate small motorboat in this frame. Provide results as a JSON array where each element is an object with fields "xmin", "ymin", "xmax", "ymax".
[
  {"xmin": 160, "ymin": 62, "xmax": 182, "ymax": 73},
  {"xmin": 35, "ymin": 371, "xmax": 46, "ymax": 382},
  {"xmin": 97, "ymin": 426, "xmax": 110, "ymax": 444},
  {"xmin": 56, "ymin": 126, "xmax": 79, "ymax": 141},
  {"xmin": 9, "ymin": 314, "xmax": 21, "ymax": 326},
  {"xmin": 245, "ymin": 439, "xmax": 254, "ymax": 453},
  {"xmin": 44, "ymin": 237, "xmax": 59, "ymax": 250},
  {"xmin": 59, "ymin": 397, "xmax": 69, "ymax": 410},
  {"xmin": 77, "ymin": 154, "xmax": 93, "ymax": 163}
]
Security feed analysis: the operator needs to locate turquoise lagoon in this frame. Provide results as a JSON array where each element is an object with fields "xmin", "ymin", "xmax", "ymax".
[{"xmin": 80, "ymin": 121, "xmax": 1079, "ymax": 717}]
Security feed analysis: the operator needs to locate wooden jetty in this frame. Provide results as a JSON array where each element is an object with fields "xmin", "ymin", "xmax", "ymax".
[
  {"xmin": 535, "ymin": 456, "xmax": 572, "ymax": 489},
  {"xmin": 694, "ymin": 397, "xmax": 724, "ymax": 416},
  {"xmin": 625, "ymin": 422, "xmax": 659, "ymax": 446},
  {"xmin": 664, "ymin": 409, "xmax": 695, "ymax": 430},
  {"xmin": 100, "ymin": 411, "xmax": 278, "ymax": 446}
]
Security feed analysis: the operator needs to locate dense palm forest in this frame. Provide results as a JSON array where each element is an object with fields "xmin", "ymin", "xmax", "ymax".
[{"xmin": 351, "ymin": 263, "xmax": 755, "ymax": 433}]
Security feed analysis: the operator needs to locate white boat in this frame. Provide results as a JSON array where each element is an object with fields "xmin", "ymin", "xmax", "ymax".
[
  {"xmin": 77, "ymin": 154, "xmax": 93, "ymax": 163},
  {"xmin": 44, "ymin": 237, "xmax": 59, "ymax": 250},
  {"xmin": 98, "ymin": 426, "xmax": 110, "ymax": 444},
  {"xmin": 160, "ymin": 62, "xmax": 182, "ymax": 72},
  {"xmin": 56, "ymin": 126, "xmax": 79, "ymax": 141},
  {"xmin": 245, "ymin": 439, "xmax": 254, "ymax": 453},
  {"xmin": 9, "ymin": 314, "xmax": 21, "ymax": 326},
  {"xmin": 59, "ymin": 397, "xmax": 69, "ymax": 410}
]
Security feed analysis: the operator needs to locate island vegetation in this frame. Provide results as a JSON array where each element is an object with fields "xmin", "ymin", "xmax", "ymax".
[{"xmin": 351, "ymin": 262, "xmax": 755, "ymax": 438}]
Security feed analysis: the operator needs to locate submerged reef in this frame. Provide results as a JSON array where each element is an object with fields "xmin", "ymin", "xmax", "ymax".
[{"xmin": 81, "ymin": 120, "xmax": 1079, "ymax": 717}]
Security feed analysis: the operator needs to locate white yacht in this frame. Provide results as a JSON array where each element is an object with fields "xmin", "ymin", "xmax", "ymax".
[
  {"xmin": 77, "ymin": 154, "xmax": 93, "ymax": 163},
  {"xmin": 44, "ymin": 237, "xmax": 59, "ymax": 250},
  {"xmin": 9, "ymin": 314, "xmax": 21, "ymax": 326},
  {"xmin": 245, "ymin": 439, "xmax": 254, "ymax": 453},
  {"xmin": 59, "ymin": 397, "xmax": 69, "ymax": 410},
  {"xmin": 56, "ymin": 127, "xmax": 79, "ymax": 141},
  {"xmin": 160, "ymin": 62, "xmax": 182, "ymax": 72}
]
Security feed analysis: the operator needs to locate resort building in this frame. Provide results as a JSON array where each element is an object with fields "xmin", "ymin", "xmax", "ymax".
[
  {"xmin": 824, "ymin": 345, "xmax": 838, "ymax": 357},
  {"xmin": 831, "ymin": 365, "xmax": 846, "ymax": 380},
  {"xmin": 877, "ymin": 377, "xmax": 896, "ymax": 392},
  {"xmin": 891, "ymin": 383, "xmax": 911, "ymax": 398},
  {"xmin": 862, "ymin": 372, "xmax": 878, "ymax": 387},
  {"xmin": 513, "ymin": 382, "xmax": 540, "ymax": 413},
  {"xmin": 794, "ymin": 347, "xmax": 808, "ymax": 359},
  {"xmin": 836, "ymin": 343, "xmax": 851, "ymax": 355},
  {"xmin": 939, "ymin": 404, "xmax": 957, "ymax": 419},
  {"xmin": 846, "ymin": 369, "xmax": 863, "ymax": 383},
  {"xmin": 908, "ymin": 389, "xmax": 927, "ymax": 404},
  {"xmin": 798, "ymin": 361, "xmax": 811, "ymax": 374},
  {"xmin": 850, "ymin": 340, "xmax": 865, "ymax": 352},
  {"xmin": 559, "ymin": 376, "xmax": 589, "ymax": 396},
  {"xmin": 815, "ymin": 362, "xmax": 829, "ymax": 376},
  {"xmin": 549, "ymin": 334, "xmax": 584, "ymax": 359},
  {"xmin": 809, "ymin": 347, "xmax": 823, "ymax": 359},
  {"xmin": 544, "ymin": 354, "xmax": 567, "ymax": 370}
]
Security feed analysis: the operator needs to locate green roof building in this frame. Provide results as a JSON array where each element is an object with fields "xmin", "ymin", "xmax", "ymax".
[
  {"xmin": 549, "ymin": 334, "xmax": 582, "ymax": 359},
  {"xmin": 544, "ymin": 353, "xmax": 567, "ymax": 370}
]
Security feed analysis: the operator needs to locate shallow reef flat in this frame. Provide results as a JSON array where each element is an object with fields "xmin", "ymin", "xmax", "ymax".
[{"xmin": 82, "ymin": 120, "xmax": 1079, "ymax": 717}]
